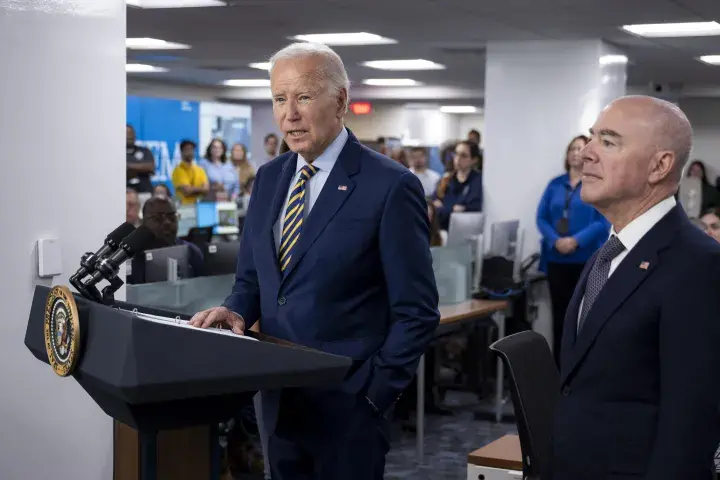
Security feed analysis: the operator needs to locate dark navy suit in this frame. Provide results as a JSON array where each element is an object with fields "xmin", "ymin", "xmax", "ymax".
[
  {"xmin": 223, "ymin": 131, "xmax": 440, "ymax": 479},
  {"xmin": 551, "ymin": 206, "xmax": 720, "ymax": 479}
]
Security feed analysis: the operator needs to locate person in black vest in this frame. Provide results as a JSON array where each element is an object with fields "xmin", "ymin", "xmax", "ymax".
[{"xmin": 126, "ymin": 124, "xmax": 155, "ymax": 194}]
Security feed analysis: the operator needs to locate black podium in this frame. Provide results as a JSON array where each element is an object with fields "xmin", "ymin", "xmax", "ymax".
[{"xmin": 25, "ymin": 285, "xmax": 352, "ymax": 480}]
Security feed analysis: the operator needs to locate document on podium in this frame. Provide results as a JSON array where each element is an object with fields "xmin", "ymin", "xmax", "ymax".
[{"xmin": 119, "ymin": 309, "xmax": 258, "ymax": 341}]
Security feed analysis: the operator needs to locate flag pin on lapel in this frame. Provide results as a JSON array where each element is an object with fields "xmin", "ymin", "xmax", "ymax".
[
  {"xmin": 338, "ymin": 185, "xmax": 347, "ymax": 191},
  {"xmin": 639, "ymin": 261, "xmax": 650, "ymax": 270}
]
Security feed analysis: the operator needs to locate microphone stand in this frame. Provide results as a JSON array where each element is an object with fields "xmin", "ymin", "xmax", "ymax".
[
  {"xmin": 69, "ymin": 258, "xmax": 124, "ymax": 306},
  {"xmin": 100, "ymin": 276, "xmax": 125, "ymax": 306},
  {"xmin": 70, "ymin": 272, "xmax": 102, "ymax": 303}
]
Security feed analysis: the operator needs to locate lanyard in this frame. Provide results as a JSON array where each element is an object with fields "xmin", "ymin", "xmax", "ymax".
[{"xmin": 562, "ymin": 182, "xmax": 579, "ymax": 219}]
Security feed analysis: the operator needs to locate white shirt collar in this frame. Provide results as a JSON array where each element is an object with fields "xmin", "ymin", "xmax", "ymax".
[
  {"xmin": 611, "ymin": 196, "xmax": 676, "ymax": 251},
  {"xmin": 296, "ymin": 127, "xmax": 348, "ymax": 174}
]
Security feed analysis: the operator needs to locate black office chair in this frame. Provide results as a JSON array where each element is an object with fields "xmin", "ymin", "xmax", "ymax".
[{"xmin": 490, "ymin": 330, "xmax": 559, "ymax": 480}]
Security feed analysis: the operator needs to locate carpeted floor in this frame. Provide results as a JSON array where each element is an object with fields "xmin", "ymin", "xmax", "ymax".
[
  {"xmin": 230, "ymin": 392, "xmax": 517, "ymax": 480},
  {"xmin": 384, "ymin": 392, "xmax": 516, "ymax": 480}
]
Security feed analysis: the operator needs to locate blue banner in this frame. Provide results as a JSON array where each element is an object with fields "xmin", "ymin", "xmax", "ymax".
[{"xmin": 126, "ymin": 96, "xmax": 200, "ymax": 189}]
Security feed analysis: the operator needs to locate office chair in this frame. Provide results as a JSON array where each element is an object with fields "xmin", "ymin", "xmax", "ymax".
[{"xmin": 490, "ymin": 331, "xmax": 559, "ymax": 480}]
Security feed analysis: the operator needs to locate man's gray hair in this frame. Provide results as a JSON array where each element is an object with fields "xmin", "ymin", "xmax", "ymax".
[
  {"xmin": 645, "ymin": 97, "xmax": 693, "ymax": 181},
  {"xmin": 269, "ymin": 42, "xmax": 350, "ymax": 111}
]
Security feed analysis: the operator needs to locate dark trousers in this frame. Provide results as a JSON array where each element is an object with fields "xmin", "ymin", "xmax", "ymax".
[
  {"xmin": 268, "ymin": 389, "xmax": 390, "ymax": 480},
  {"xmin": 546, "ymin": 262, "xmax": 586, "ymax": 367}
]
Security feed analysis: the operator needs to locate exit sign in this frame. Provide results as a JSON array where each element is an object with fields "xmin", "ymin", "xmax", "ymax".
[{"xmin": 350, "ymin": 101, "xmax": 372, "ymax": 115}]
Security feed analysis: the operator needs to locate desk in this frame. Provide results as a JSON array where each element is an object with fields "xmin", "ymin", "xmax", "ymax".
[
  {"xmin": 415, "ymin": 299, "xmax": 509, "ymax": 462},
  {"xmin": 467, "ymin": 434, "xmax": 523, "ymax": 480}
]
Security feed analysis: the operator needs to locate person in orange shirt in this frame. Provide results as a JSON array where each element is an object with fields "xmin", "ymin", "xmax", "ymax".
[{"xmin": 171, "ymin": 140, "xmax": 209, "ymax": 204}]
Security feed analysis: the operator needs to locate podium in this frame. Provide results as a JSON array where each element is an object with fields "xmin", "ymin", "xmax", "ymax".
[{"xmin": 25, "ymin": 285, "xmax": 352, "ymax": 480}]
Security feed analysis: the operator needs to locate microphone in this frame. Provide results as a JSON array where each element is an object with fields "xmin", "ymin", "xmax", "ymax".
[
  {"xmin": 86, "ymin": 225, "xmax": 156, "ymax": 287},
  {"xmin": 74, "ymin": 222, "xmax": 136, "ymax": 279}
]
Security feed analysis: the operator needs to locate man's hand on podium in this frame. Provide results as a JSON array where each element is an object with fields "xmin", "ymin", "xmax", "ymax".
[{"xmin": 189, "ymin": 307, "xmax": 245, "ymax": 335}]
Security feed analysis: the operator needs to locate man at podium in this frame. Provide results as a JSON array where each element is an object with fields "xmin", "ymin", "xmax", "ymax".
[{"xmin": 190, "ymin": 42, "xmax": 440, "ymax": 480}]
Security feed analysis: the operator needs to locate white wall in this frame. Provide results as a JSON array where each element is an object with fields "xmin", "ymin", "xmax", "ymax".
[
  {"xmin": 680, "ymin": 98, "xmax": 720, "ymax": 183},
  {"xmin": 0, "ymin": 2, "xmax": 125, "ymax": 479},
  {"xmin": 457, "ymin": 114, "xmax": 486, "ymax": 145},
  {"xmin": 249, "ymin": 102, "xmax": 282, "ymax": 166}
]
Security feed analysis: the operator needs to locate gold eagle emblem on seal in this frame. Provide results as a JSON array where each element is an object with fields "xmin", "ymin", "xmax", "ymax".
[{"xmin": 44, "ymin": 286, "xmax": 80, "ymax": 377}]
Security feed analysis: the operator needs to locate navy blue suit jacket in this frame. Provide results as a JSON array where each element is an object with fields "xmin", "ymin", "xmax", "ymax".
[
  {"xmin": 551, "ymin": 206, "xmax": 720, "ymax": 480},
  {"xmin": 223, "ymin": 131, "xmax": 440, "ymax": 434}
]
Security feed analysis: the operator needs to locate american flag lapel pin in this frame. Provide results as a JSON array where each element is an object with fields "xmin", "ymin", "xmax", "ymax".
[
  {"xmin": 639, "ymin": 261, "xmax": 650, "ymax": 270},
  {"xmin": 338, "ymin": 185, "xmax": 347, "ymax": 191}
]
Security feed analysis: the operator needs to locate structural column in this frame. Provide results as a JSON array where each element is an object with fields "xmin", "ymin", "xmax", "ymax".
[
  {"xmin": 482, "ymin": 40, "xmax": 626, "ymax": 339},
  {"xmin": 0, "ymin": 2, "xmax": 125, "ymax": 479}
]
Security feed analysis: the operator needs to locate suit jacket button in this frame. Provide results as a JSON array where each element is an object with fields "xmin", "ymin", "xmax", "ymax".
[
  {"xmin": 562, "ymin": 386, "xmax": 571, "ymax": 396},
  {"xmin": 277, "ymin": 296, "xmax": 286, "ymax": 306}
]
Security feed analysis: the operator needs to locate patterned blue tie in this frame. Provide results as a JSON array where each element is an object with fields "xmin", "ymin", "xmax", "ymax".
[
  {"xmin": 278, "ymin": 164, "xmax": 318, "ymax": 272},
  {"xmin": 578, "ymin": 235, "xmax": 625, "ymax": 332}
]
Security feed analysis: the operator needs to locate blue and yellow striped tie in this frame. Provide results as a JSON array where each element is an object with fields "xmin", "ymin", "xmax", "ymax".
[{"xmin": 279, "ymin": 164, "xmax": 318, "ymax": 272}]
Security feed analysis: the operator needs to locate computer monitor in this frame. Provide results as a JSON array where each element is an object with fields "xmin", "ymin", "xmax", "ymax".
[
  {"xmin": 143, "ymin": 245, "xmax": 191, "ymax": 284},
  {"xmin": 177, "ymin": 205, "xmax": 197, "ymax": 238},
  {"xmin": 196, "ymin": 201, "xmax": 239, "ymax": 236},
  {"xmin": 203, "ymin": 241, "xmax": 240, "ymax": 276},
  {"xmin": 446, "ymin": 212, "xmax": 485, "ymax": 247},
  {"xmin": 488, "ymin": 220, "xmax": 520, "ymax": 259},
  {"xmin": 196, "ymin": 202, "xmax": 218, "ymax": 229},
  {"xmin": 216, "ymin": 201, "xmax": 239, "ymax": 235}
]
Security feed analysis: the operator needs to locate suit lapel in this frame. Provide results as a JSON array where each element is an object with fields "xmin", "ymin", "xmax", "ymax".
[
  {"xmin": 560, "ymin": 206, "xmax": 684, "ymax": 385},
  {"xmin": 280, "ymin": 134, "xmax": 362, "ymax": 282},
  {"xmin": 560, "ymin": 252, "xmax": 595, "ymax": 368},
  {"xmin": 262, "ymin": 154, "xmax": 298, "ymax": 282}
]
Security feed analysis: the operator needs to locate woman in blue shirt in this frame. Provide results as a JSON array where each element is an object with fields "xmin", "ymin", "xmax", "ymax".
[
  {"xmin": 200, "ymin": 139, "xmax": 240, "ymax": 200},
  {"xmin": 432, "ymin": 141, "xmax": 483, "ymax": 230},
  {"xmin": 537, "ymin": 134, "xmax": 609, "ymax": 366}
]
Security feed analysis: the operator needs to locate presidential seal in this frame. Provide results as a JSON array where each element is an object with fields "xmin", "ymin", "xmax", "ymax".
[{"xmin": 44, "ymin": 285, "xmax": 80, "ymax": 377}]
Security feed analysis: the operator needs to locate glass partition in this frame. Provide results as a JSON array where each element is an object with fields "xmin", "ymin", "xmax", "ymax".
[
  {"xmin": 431, "ymin": 243, "xmax": 473, "ymax": 305},
  {"xmin": 126, "ymin": 274, "xmax": 235, "ymax": 315},
  {"xmin": 127, "ymin": 244, "xmax": 475, "ymax": 313}
]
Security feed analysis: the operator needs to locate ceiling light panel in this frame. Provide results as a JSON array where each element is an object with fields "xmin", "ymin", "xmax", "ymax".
[
  {"xmin": 249, "ymin": 62, "xmax": 271, "ymax": 70},
  {"xmin": 599, "ymin": 55, "xmax": 628, "ymax": 66},
  {"xmin": 289, "ymin": 32, "xmax": 396, "ymax": 46},
  {"xmin": 698, "ymin": 55, "xmax": 720, "ymax": 65},
  {"xmin": 361, "ymin": 59, "xmax": 445, "ymax": 71},
  {"xmin": 126, "ymin": 64, "xmax": 168, "ymax": 73},
  {"xmin": 223, "ymin": 79, "xmax": 272, "ymax": 87},
  {"xmin": 440, "ymin": 106, "xmax": 478, "ymax": 113},
  {"xmin": 126, "ymin": 38, "xmax": 190, "ymax": 50},
  {"xmin": 127, "ymin": 0, "xmax": 225, "ymax": 8},
  {"xmin": 362, "ymin": 79, "xmax": 420, "ymax": 86},
  {"xmin": 621, "ymin": 21, "xmax": 720, "ymax": 38}
]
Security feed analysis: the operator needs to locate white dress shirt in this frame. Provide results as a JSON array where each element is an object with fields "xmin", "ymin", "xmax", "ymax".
[
  {"xmin": 607, "ymin": 195, "xmax": 676, "ymax": 277},
  {"xmin": 410, "ymin": 168, "xmax": 441, "ymax": 197},
  {"xmin": 578, "ymin": 195, "xmax": 676, "ymax": 329},
  {"xmin": 273, "ymin": 127, "xmax": 349, "ymax": 253}
]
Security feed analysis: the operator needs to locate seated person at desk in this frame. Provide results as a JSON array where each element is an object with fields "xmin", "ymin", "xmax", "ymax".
[
  {"xmin": 172, "ymin": 139, "xmax": 209, "ymax": 205},
  {"xmin": 432, "ymin": 141, "xmax": 483, "ymax": 230},
  {"xmin": 127, "ymin": 196, "xmax": 205, "ymax": 283}
]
